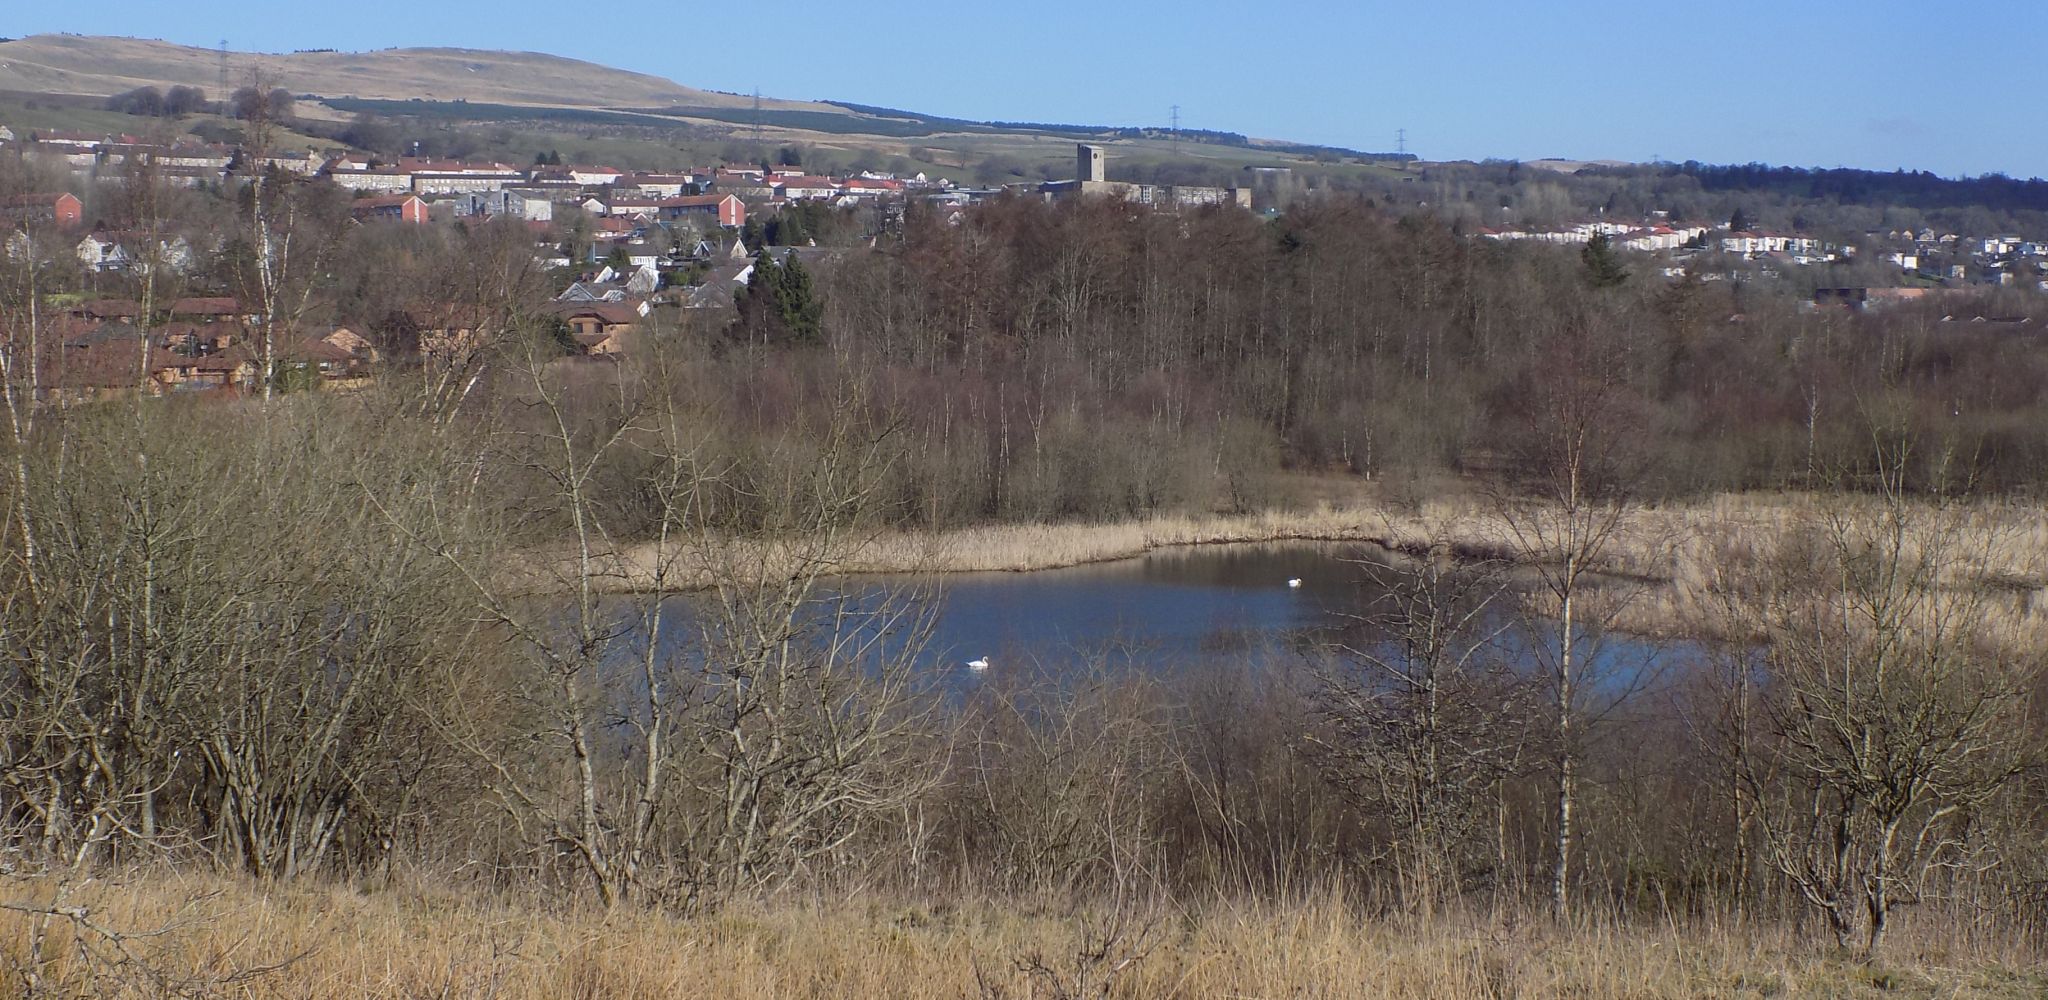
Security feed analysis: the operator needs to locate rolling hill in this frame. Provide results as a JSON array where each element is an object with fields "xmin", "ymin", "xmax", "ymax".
[
  {"xmin": 0, "ymin": 34, "xmax": 829, "ymax": 111},
  {"xmin": 0, "ymin": 34, "xmax": 1402, "ymax": 181}
]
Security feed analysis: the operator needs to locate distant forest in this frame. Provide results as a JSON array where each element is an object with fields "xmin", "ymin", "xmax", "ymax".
[
  {"xmin": 1330, "ymin": 161, "xmax": 2048, "ymax": 246},
  {"xmin": 1600, "ymin": 162, "xmax": 2048, "ymax": 215}
]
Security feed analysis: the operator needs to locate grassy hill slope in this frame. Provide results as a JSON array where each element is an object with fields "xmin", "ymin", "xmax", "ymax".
[{"xmin": 0, "ymin": 34, "xmax": 828, "ymax": 111}]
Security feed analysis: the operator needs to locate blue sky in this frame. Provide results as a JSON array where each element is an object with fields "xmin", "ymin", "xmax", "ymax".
[{"xmin": 12, "ymin": 2, "xmax": 2045, "ymax": 178}]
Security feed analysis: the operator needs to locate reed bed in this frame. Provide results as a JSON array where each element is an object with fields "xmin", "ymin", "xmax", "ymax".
[{"xmin": 589, "ymin": 493, "xmax": 2041, "ymax": 581}]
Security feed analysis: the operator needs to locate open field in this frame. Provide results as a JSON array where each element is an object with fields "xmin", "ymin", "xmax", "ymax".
[{"xmin": 3, "ymin": 870, "xmax": 2043, "ymax": 999}]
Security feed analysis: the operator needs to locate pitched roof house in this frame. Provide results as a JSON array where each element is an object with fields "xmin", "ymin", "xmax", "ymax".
[
  {"xmin": 660, "ymin": 193, "xmax": 745, "ymax": 228},
  {"xmin": 351, "ymin": 194, "xmax": 429, "ymax": 224},
  {"xmin": 549, "ymin": 301, "xmax": 645, "ymax": 355},
  {"xmin": 2, "ymin": 192, "xmax": 83, "ymax": 229}
]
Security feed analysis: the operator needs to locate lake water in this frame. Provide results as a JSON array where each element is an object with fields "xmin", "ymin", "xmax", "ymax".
[
  {"xmin": 837, "ymin": 541, "xmax": 1368, "ymax": 678},
  {"xmin": 827, "ymin": 542, "xmax": 1692, "ymax": 688},
  {"xmin": 635, "ymin": 540, "xmax": 1697, "ymax": 692}
]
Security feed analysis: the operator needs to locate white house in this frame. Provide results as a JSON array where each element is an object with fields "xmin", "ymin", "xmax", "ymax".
[
  {"xmin": 77, "ymin": 234, "xmax": 131, "ymax": 271},
  {"xmin": 74, "ymin": 231, "xmax": 193, "ymax": 272},
  {"xmin": 625, "ymin": 263, "xmax": 660, "ymax": 295},
  {"xmin": 601, "ymin": 197, "xmax": 663, "ymax": 220},
  {"xmin": 569, "ymin": 166, "xmax": 624, "ymax": 187},
  {"xmin": 777, "ymin": 177, "xmax": 839, "ymax": 200},
  {"xmin": 252, "ymin": 151, "xmax": 321, "ymax": 175},
  {"xmin": 619, "ymin": 173, "xmax": 694, "ymax": 198},
  {"xmin": 1718, "ymin": 232, "xmax": 1791, "ymax": 255}
]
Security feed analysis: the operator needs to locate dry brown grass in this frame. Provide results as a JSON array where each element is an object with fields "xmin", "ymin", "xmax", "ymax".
[
  {"xmin": 1, "ymin": 870, "xmax": 2041, "ymax": 999},
  {"xmin": 844, "ymin": 503, "xmax": 1412, "ymax": 575}
]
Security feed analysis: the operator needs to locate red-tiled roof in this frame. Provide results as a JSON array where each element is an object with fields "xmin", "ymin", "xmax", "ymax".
[
  {"xmin": 661, "ymin": 194, "xmax": 737, "ymax": 207},
  {"xmin": 549, "ymin": 301, "xmax": 643, "ymax": 326},
  {"xmin": 169, "ymin": 297, "xmax": 245, "ymax": 316},
  {"xmin": 73, "ymin": 298, "xmax": 145, "ymax": 318},
  {"xmin": 3, "ymin": 192, "xmax": 79, "ymax": 207}
]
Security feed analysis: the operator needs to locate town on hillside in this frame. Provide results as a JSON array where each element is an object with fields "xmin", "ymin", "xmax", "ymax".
[{"xmin": 2, "ymin": 126, "xmax": 2045, "ymax": 402}]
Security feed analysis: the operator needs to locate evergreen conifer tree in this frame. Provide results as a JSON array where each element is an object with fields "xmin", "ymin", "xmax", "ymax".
[{"xmin": 1581, "ymin": 233, "xmax": 1630, "ymax": 289}]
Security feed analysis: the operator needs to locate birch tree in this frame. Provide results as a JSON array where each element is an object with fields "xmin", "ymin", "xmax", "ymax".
[{"xmin": 1494, "ymin": 309, "xmax": 1650, "ymax": 921}]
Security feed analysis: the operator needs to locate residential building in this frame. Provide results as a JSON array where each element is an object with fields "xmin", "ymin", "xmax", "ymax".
[
  {"xmin": 325, "ymin": 165, "xmax": 414, "ymax": 192},
  {"xmin": 776, "ymin": 176, "xmax": 840, "ymax": 201},
  {"xmin": 659, "ymin": 193, "xmax": 745, "ymax": 228},
  {"xmin": 1, "ymin": 192, "xmax": 83, "ymax": 229},
  {"xmin": 549, "ymin": 301, "xmax": 645, "ymax": 355},
  {"xmin": 457, "ymin": 189, "xmax": 554, "ymax": 222},
  {"xmin": 351, "ymin": 194, "xmax": 429, "ymax": 224}
]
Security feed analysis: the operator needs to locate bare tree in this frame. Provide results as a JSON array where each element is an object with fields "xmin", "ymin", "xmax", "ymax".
[
  {"xmin": 673, "ymin": 414, "xmax": 943, "ymax": 902},
  {"xmin": 393, "ymin": 340, "xmax": 939, "ymax": 909},
  {"xmin": 1735, "ymin": 434, "xmax": 2040, "ymax": 955},
  {"xmin": 1493, "ymin": 309, "xmax": 1650, "ymax": 921},
  {"xmin": 0, "ymin": 221, "xmax": 67, "ymax": 598},
  {"xmin": 1305, "ymin": 523, "xmax": 1527, "ymax": 903},
  {"xmin": 231, "ymin": 71, "xmax": 339, "ymax": 403},
  {"xmin": 0, "ymin": 393, "xmax": 478, "ymax": 878}
]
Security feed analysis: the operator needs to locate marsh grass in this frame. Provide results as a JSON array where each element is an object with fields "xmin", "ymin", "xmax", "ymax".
[{"xmin": 3, "ymin": 870, "xmax": 2043, "ymax": 998}]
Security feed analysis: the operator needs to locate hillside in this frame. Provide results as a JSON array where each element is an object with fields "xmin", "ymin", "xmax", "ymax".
[
  {"xmin": 0, "ymin": 34, "xmax": 829, "ymax": 111},
  {"xmin": 0, "ymin": 34, "xmax": 1402, "ymax": 178}
]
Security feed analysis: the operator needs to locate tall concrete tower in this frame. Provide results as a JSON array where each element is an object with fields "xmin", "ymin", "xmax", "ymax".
[{"xmin": 1077, "ymin": 144, "xmax": 1105, "ymax": 183}]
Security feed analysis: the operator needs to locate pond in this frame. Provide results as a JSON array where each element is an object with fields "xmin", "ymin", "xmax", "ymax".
[
  {"xmin": 854, "ymin": 542, "xmax": 1368, "ymax": 676},
  {"xmin": 799, "ymin": 541, "xmax": 1700, "ymax": 690},
  {"xmin": 595, "ymin": 540, "xmax": 1702, "ymax": 700}
]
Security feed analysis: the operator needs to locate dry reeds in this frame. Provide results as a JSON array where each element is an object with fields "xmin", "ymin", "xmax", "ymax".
[{"xmin": 2, "ymin": 870, "xmax": 2041, "ymax": 999}]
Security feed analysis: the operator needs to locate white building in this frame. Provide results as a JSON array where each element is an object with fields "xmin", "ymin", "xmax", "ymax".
[
  {"xmin": 458, "ymin": 189, "xmax": 554, "ymax": 222},
  {"xmin": 569, "ymin": 166, "xmax": 623, "ymax": 186},
  {"xmin": 326, "ymin": 167, "xmax": 414, "ymax": 192}
]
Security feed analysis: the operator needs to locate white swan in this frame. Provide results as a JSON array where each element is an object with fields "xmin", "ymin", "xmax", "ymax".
[
  {"xmin": 1286, "ymin": 578, "xmax": 1303, "ymax": 589},
  {"xmin": 966, "ymin": 656, "xmax": 991, "ymax": 671}
]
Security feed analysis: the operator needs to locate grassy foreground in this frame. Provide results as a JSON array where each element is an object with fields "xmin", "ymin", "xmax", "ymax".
[{"xmin": 2, "ymin": 871, "xmax": 2043, "ymax": 998}]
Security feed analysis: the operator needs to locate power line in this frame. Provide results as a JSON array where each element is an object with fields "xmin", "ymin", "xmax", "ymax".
[
  {"xmin": 1169, "ymin": 104, "xmax": 1180, "ymax": 153},
  {"xmin": 1396, "ymin": 127, "xmax": 1407, "ymax": 157}
]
